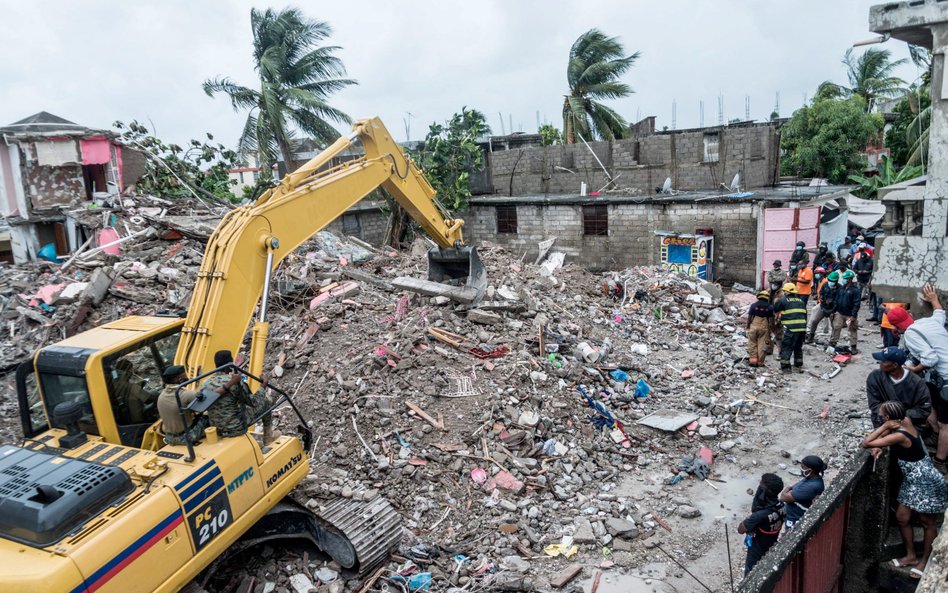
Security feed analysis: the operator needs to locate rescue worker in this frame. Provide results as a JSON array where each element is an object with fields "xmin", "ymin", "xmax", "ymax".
[
  {"xmin": 795, "ymin": 259, "xmax": 814, "ymax": 306},
  {"xmin": 789, "ymin": 241, "xmax": 808, "ymax": 270},
  {"xmin": 812, "ymin": 242, "xmax": 830, "ymax": 270},
  {"xmin": 830, "ymin": 270, "xmax": 861, "ymax": 354},
  {"xmin": 157, "ymin": 365, "xmax": 209, "ymax": 446},
  {"xmin": 205, "ymin": 350, "xmax": 276, "ymax": 442},
  {"xmin": 747, "ymin": 290, "xmax": 775, "ymax": 367},
  {"xmin": 774, "ymin": 283, "xmax": 808, "ymax": 373},
  {"xmin": 806, "ymin": 270, "xmax": 838, "ymax": 344},
  {"xmin": 767, "ymin": 260, "xmax": 787, "ymax": 302},
  {"xmin": 853, "ymin": 245, "xmax": 874, "ymax": 298}
]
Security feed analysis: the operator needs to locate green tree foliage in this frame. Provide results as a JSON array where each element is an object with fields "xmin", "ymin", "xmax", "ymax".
[
  {"xmin": 848, "ymin": 155, "xmax": 924, "ymax": 199},
  {"xmin": 113, "ymin": 120, "xmax": 239, "ymax": 203},
  {"xmin": 885, "ymin": 87, "xmax": 930, "ymax": 166},
  {"xmin": 816, "ymin": 48, "xmax": 906, "ymax": 107},
  {"xmin": 412, "ymin": 108, "xmax": 490, "ymax": 212},
  {"xmin": 538, "ymin": 124, "xmax": 562, "ymax": 146},
  {"xmin": 780, "ymin": 97, "xmax": 883, "ymax": 183},
  {"xmin": 562, "ymin": 29, "xmax": 639, "ymax": 143},
  {"xmin": 203, "ymin": 8, "xmax": 356, "ymax": 172}
]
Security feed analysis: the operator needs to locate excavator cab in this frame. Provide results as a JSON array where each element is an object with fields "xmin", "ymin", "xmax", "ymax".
[{"xmin": 427, "ymin": 245, "xmax": 488, "ymax": 299}]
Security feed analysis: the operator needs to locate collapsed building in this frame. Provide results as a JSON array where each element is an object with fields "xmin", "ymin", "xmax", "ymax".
[{"xmin": 0, "ymin": 111, "xmax": 146, "ymax": 264}]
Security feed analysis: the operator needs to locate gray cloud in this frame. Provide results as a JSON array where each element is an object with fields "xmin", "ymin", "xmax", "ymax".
[{"xmin": 0, "ymin": 0, "xmax": 920, "ymax": 148}]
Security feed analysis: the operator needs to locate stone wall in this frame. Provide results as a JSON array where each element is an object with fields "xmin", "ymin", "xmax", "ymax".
[
  {"xmin": 483, "ymin": 123, "xmax": 779, "ymax": 197},
  {"xmin": 463, "ymin": 198, "xmax": 760, "ymax": 284}
]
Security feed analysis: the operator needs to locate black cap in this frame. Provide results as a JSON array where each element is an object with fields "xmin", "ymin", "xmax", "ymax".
[
  {"xmin": 800, "ymin": 455, "xmax": 826, "ymax": 474},
  {"xmin": 162, "ymin": 365, "xmax": 186, "ymax": 382}
]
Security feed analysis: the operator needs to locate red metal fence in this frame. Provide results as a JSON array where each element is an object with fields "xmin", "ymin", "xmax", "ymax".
[{"xmin": 772, "ymin": 498, "xmax": 850, "ymax": 593}]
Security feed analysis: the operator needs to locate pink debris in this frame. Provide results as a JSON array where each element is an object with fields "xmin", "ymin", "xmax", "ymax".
[
  {"xmin": 470, "ymin": 467, "xmax": 487, "ymax": 484},
  {"xmin": 96, "ymin": 228, "xmax": 121, "ymax": 256},
  {"xmin": 32, "ymin": 283, "xmax": 67, "ymax": 306},
  {"xmin": 681, "ymin": 369, "xmax": 695, "ymax": 379},
  {"xmin": 486, "ymin": 470, "xmax": 525, "ymax": 493},
  {"xmin": 698, "ymin": 446, "xmax": 713, "ymax": 466},
  {"xmin": 309, "ymin": 292, "xmax": 332, "ymax": 309}
]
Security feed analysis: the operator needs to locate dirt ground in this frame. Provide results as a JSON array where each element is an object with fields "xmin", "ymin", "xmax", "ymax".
[{"xmin": 581, "ymin": 324, "xmax": 878, "ymax": 593}]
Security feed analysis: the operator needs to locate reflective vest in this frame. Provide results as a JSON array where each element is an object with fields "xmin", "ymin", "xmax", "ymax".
[{"xmin": 780, "ymin": 297, "xmax": 807, "ymax": 332}]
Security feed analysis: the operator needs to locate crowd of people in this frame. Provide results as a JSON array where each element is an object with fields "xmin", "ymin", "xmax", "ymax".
[{"xmin": 739, "ymin": 235, "xmax": 948, "ymax": 579}]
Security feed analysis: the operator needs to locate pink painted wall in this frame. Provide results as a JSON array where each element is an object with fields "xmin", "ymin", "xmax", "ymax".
[{"xmin": 80, "ymin": 136, "xmax": 111, "ymax": 164}]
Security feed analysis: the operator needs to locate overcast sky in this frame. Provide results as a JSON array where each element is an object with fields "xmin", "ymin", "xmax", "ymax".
[{"xmin": 0, "ymin": 1, "xmax": 924, "ymax": 150}]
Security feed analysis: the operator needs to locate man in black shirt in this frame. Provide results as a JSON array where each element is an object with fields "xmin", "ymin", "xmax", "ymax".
[
  {"xmin": 739, "ymin": 473, "xmax": 786, "ymax": 575},
  {"xmin": 867, "ymin": 347, "xmax": 931, "ymax": 429}
]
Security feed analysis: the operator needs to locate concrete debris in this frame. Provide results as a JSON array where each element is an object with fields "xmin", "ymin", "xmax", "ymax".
[{"xmin": 0, "ymin": 223, "xmax": 849, "ymax": 592}]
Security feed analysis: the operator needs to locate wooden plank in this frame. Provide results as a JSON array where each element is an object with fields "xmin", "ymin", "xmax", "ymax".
[
  {"xmin": 405, "ymin": 401, "xmax": 446, "ymax": 431},
  {"xmin": 393, "ymin": 276, "xmax": 477, "ymax": 304},
  {"xmin": 550, "ymin": 564, "xmax": 583, "ymax": 589}
]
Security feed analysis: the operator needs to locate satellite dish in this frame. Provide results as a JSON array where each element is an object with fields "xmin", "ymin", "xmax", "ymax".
[
  {"xmin": 661, "ymin": 177, "xmax": 672, "ymax": 194},
  {"xmin": 729, "ymin": 173, "xmax": 740, "ymax": 192}
]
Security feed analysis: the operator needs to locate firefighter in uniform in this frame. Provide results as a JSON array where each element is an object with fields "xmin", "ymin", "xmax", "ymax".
[{"xmin": 774, "ymin": 283, "xmax": 808, "ymax": 373}]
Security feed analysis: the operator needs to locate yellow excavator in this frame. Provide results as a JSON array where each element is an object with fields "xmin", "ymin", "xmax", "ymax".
[{"xmin": 2, "ymin": 117, "xmax": 486, "ymax": 593}]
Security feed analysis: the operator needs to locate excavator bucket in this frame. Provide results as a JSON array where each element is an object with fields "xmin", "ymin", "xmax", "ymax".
[{"xmin": 427, "ymin": 246, "xmax": 488, "ymax": 300}]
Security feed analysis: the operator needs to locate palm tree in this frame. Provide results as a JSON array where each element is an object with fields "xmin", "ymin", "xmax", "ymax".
[
  {"xmin": 816, "ymin": 48, "xmax": 906, "ymax": 108},
  {"xmin": 562, "ymin": 29, "xmax": 639, "ymax": 143},
  {"xmin": 203, "ymin": 8, "xmax": 356, "ymax": 173}
]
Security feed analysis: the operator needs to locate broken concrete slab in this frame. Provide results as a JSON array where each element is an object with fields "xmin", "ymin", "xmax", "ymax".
[
  {"xmin": 81, "ymin": 267, "xmax": 116, "ymax": 306},
  {"xmin": 467, "ymin": 309, "xmax": 504, "ymax": 325},
  {"xmin": 393, "ymin": 276, "xmax": 478, "ymax": 304},
  {"xmin": 637, "ymin": 408, "xmax": 700, "ymax": 432}
]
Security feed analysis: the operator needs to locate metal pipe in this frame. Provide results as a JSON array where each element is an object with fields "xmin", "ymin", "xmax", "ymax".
[{"xmin": 259, "ymin": 239, "xmax": 277, "ymax": 322}]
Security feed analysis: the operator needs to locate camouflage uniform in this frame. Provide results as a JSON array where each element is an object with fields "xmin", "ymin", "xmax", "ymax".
[{"xmin": 204, "ymin": 372, "xmax": 270, "ymax": 438}]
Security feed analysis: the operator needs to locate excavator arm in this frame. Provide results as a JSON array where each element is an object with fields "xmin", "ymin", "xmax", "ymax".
[{"xmin": 174, "ymin": 117, "xmax": 477, "ymax": 382}]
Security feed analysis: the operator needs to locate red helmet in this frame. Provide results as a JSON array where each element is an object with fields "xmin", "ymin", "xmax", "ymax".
[{"xmin": 815, "ymin": 267, "xmax": 826, "ymax": 274}]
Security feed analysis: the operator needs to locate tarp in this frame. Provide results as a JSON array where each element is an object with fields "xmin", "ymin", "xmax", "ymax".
[
  {"xmin": 35, "ymin": 140, "xmax": 79, "ymax": 166},
  {"xmin": 820, "ymin": 210, "xmax": 848, "ymax": 255},
  {"xmin": 845, "ymin": 193, "xmax": 886, "ymax": 229},
  {"xmin": 80, "ymin": 138, "xmax": 111, "ymax": 165}
]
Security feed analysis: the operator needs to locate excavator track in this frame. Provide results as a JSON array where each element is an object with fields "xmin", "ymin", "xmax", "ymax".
[{"xmin": 200, "ymin": 495, "xmax": 401, "ymax": 585}]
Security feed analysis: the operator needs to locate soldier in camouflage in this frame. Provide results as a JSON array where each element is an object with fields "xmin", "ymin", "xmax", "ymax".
[
  {"xmin": 204, "ymin": 350, "xmax": 274, "ymax": 441},
  {"xmin": 157, "ymin": 365, "xmax": 209, "ymax": 446}
]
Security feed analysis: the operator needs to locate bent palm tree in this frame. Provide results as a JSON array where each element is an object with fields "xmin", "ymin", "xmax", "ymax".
[
  {"xmin": 562, "ymin": 29, "xmax": 639, "ymax": 143},
  {"xmin": 817, "ymin": 48, "xmax": 906, "ymax": 108},
  {"xmin": 204, "ymin": 8, "xmax": 356, "ymax": 172}
]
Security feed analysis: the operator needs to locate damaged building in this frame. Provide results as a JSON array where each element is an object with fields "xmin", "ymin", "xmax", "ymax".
[{"xmin": 0, "ymin": 111, "xmax": 145, "ymax": 264}]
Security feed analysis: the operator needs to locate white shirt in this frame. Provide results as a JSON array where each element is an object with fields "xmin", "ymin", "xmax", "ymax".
[{"xmin": 904, "ymin": 309, "xmax": 948, "ymax": 377}]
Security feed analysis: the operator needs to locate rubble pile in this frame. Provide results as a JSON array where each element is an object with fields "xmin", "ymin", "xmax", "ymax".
[{"xmin": 0, "ymin": 214, "xmax": 867, "ymax": 592}]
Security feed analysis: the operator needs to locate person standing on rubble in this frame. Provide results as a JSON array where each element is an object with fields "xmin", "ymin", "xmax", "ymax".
[
  {"xmin": 747, "ymin": 290, "xmax": 775, "ymax": 367},
  {"xmin": 779, "ymin": 455, "xmax": 826, "ymax": 530},
  {"xmin": 774, "ymin": 283, "xmax": 807, "ymax": 373},
  {"xmin": 789, "ymin": 241, "xmax": 807, "ymax": 272},
  {"xmin": 889, "ymin": 285, "xmax": 948, "ymax": 469},
  {"xmin": 861, "ymin": 401, "xmax": 947, "ymax": 578},
  {"xmin": 738, "ymin": 473, "xmax": 786, "ymax": 575},
  {"xmin": 807, "ymin": 271, "xmax": 839, "ymax": 344},
  {"xmin": 795, "ymin": 259, "xmax": 814, "ymax": 306},
  {"xmin": 767, "ymin": 260, "xmax": 787, "ymax": 300},
  {"xmin": 830, "ymin": 270, "xmax": 861, "ymax": 354},
  {"xmin": 813, "ymin": 242, "xmax": 830, "ymax": 270}
]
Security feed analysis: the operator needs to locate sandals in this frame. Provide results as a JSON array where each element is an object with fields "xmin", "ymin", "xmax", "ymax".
[
  {"xmin": 910, "ymin": 567, "xmax": 925, "ymax": 579},
  {"xmin": 891, "ymin": 558, "xmax": 918, "ymax": 568}
]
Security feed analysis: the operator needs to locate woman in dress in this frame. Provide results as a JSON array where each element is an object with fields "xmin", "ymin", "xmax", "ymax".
[{"xmin": 861, "ymin": 401, "xmax": 948, "ymax": 578}]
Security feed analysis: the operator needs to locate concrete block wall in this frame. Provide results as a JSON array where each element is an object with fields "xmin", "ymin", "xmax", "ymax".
[
  {"xmin": 484, "ymin": 124, "xmax": 778, "ymax": 197},
  {"xmin": 324, "ymin": 204, "xmax": 388, "ymax": 246},
  {"xmin": 463, "ymin": 200, "xmax": 759, "ymax": 284}
]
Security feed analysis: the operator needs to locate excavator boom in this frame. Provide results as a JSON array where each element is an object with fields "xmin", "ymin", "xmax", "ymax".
[{"xmin": 175, "ymin": 116, "xmax": 484, "ymax": 381}]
